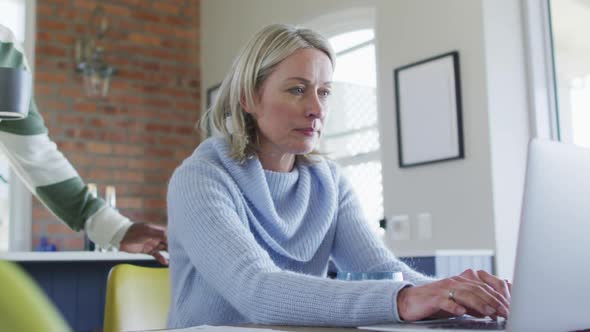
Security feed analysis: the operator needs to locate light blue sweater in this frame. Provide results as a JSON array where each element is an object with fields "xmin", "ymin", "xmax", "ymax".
[{"xmin": 166, "ymin": 137, "xmax": 433, "ymax": 328}]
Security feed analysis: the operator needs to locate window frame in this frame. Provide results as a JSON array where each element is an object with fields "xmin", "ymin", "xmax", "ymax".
[
  {"xmin": 2, "ymin": 0, "xmax": 36, "ymax": 251},
  {"xmin": 305, "ymin": 9, "xmax": 385, "ymax": 229},
  {"xmin": 521, "ymin": 0, "xmax": 560, "ymax": 140}
]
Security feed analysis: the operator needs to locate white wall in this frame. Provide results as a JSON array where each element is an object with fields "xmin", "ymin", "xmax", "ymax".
[
  {"xmin": 201, "ymin": 0, "xmax": 370, "ymax": 91},
  {"xmin": 201, "ymin": 0, "xmax": 530, "ymax": 278},
  {"xmin": 482, "ymin": 0, "xmax": 530, "ymax": 278},
  {"xmin": 374, "ymin": 0, "xmax": 496, "ymax": 255}
]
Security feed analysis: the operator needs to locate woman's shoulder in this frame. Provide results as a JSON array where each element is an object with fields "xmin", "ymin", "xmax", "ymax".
[
  {"xmin": 172, "ymin": 137, "xmax": 232, "ymax": 180},
  {"xmin": 305, "ymin": 156, "xmax": 342, "ymax": 180}
]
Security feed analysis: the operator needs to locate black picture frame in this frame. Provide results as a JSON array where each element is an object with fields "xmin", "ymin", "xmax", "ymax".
[
  {"xmin": 204, "ymin": 83, "xmax": 221, "ymax": 137},
  {"xmin": 206, "ymin": 83, "xmax": 221, "ymax": 109},
  {"xmin": 393, "ymin": 51, "xmax": 464, "ymax": 168}
]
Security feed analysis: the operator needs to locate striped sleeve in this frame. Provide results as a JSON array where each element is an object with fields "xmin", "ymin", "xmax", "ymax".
[{"xmin": 0, "ymin": 24, "xmax": 131, "ymax": 247}]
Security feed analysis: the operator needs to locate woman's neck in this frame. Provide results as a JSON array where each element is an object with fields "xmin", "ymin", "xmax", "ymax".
[{"xmin": 258, "ymin": 152, "xmax": 295, "ymax": 172}]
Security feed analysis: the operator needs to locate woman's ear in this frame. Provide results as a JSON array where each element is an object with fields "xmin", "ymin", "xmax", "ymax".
[
  {"xmin": 240, "ymin": 93, "xmax": 252, "ymax": 114},
  {"xmin": 240, "ymin": 88, "xmax": 262, "ymax": 115}
]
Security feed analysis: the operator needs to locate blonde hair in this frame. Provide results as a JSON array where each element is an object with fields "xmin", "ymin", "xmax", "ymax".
[{"xmin": 201, "ymin": 24, "xmax": 335, "ymax": 163}]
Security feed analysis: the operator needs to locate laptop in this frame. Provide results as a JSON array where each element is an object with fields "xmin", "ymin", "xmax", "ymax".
[{"xmin": 359, "ymin": 139, "xmax": 590, "ymax": 332}]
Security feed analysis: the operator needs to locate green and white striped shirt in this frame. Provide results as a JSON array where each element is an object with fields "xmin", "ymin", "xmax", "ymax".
[{"xmin": 0, "ymin": 25, "xmax": 131, "ymax": 248}]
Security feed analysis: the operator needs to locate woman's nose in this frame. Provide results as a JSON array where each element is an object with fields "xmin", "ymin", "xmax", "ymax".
[{"xmin": 305, "ymin": 93, "xmax": 326, "ymax": 119}]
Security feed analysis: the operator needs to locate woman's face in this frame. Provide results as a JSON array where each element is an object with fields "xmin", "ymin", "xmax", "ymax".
[{"xmin": 245, "ymin": 48, "xmax": 333, "ymax": 158}]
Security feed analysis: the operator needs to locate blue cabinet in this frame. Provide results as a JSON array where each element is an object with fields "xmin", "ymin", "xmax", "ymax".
[{"xmin": 9, "ymin": 251, "xmax": 493, "ymax": 332}]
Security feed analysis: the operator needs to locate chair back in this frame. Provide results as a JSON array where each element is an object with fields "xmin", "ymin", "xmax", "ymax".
[
  {"xmin": 103, "ymin": 264, "xmax": 170, "ymax": 332},
  {"xmin": 0, "ymin": 260, "xmax": 72, "ymax": 332}
]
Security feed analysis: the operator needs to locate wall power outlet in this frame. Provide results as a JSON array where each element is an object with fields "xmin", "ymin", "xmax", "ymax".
[{"xmin": 388, "ymin": 215, "xmax": 410, "ymax": 241}]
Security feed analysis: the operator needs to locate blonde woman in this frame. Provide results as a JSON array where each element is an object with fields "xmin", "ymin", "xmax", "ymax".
[{"xmin": 167, "ymin": 24, "xmax": 510, "ymax": 328}]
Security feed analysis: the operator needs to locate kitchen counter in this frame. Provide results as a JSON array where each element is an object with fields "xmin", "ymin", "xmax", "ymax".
[
  {"xmin": 0, "ymin": 250, "xmax": 157, "ymax": 261},
  {"xmin": 3, "ymin": 249, "xmax": 493, "ymax": 332},
  {"xmin": 0, "ymin": 249, "xmax": 492, "ymax": 261},
  {"xmin": 4, "ymin": 251, "xmax": 164, "ymax": 332}
]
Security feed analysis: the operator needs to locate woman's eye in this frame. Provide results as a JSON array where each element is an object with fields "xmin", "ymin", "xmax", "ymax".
[
  {"xmin": 319, "ymin": 89, "xmax": 331, "ymax": 98},
  {"xmin": 289, "ymin": 87, "xmax": 305, "ymax": 95}
]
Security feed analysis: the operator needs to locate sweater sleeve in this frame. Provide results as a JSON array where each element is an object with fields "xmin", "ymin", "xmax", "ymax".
[
  {"xmin": 0, "ymin": 24, "xmax": 131, "ymax": 248},
  {"xmin": 330, "ymin": 168, "xmax": 436, "ymax": 289},
  {"xmin": 167, "ymin": 160, "xmax": 414, "ymax": 326}
]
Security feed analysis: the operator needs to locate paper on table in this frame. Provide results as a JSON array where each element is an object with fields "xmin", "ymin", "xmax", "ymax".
[{"xmin": 150, "ymin": 325, "xmax": 288, "ymax": 332}]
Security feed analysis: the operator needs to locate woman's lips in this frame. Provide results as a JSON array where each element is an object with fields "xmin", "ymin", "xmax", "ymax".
[
  {"xmin": 295, "ymin": 128, "xmax": 316, "ymax": 137},
  {"xmin": 295, "ymin": 120, "xmax": 321, "ymax": 137}
]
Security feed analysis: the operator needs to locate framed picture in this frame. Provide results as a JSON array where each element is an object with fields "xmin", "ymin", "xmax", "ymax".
[
  {"xmin": 393, "ymin": 51, "xmax": 464, "ymax": 168},
  {"xmin": 206, "ymin": 83, "xmax": 221, "ymax": 109},
  {"xmin": 204, "ymin": 83, "xmax": 221, "ymax": 137}
]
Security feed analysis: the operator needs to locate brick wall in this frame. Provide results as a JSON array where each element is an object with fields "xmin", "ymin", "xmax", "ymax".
[{"xmin": 33, "ymin": 0, "xmax": 201, "ymax": 250}]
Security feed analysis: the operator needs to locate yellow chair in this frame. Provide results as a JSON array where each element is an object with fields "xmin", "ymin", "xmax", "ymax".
[
  {"xmin": 0, "ymin": 260, "xmax": 72, "ymax": 332},
  {"xmin": 103, "ymin": 264, "xmax": 170, "ymax": 332}
]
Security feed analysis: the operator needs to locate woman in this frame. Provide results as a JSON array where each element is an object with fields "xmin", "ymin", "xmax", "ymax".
[{"xmin": 167, "ymin": 24, "xmax": 510, "ymax": 328}]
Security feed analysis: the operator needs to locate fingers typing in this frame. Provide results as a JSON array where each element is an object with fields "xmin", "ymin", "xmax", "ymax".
[{"xmin": 445, "ymin": 278, "xmax": 509, "ymax": 318}]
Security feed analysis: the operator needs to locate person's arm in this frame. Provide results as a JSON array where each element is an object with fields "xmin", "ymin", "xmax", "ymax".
[
  {"xmin": 328, "ymin": 164, "xmax": 510, "ymax": 321},
  {"xmin": 329, "ymin": 163, "xmax": 435, "ymax": 286},
  {"xmin": 0, "ymin": 25, "xmax": 167, "ymax": 263},
  {"xmin": 167, "ymin": 160, "xmax": 414, "ymax": 326}
]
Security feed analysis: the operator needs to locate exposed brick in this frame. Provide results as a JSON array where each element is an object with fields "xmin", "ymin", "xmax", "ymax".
[
  {"xmin": 145, "ymin": 170, "xmax": 173, "ymax": 183},
  {"xmin": 118, "ymin": 197, "xmax": 143, "ymax": 209},
  {"xmin": 145, "ymin": 147, "xmax": 174, "ymax": 158},
  {"xmin": 153, "ymin": 2, "xmax": 180, "ymax": 15},
  {"xmin": 132, "ymin": 10, "xmax": 160, "ymax": 23},
  {"xmin": 128, "ymin": 133, "xmax": 157, "ymax": 145},
  {"xmin": 159, "ymin": 135, "xmax": 193, "ymax": 147},
  {"xmin": 87, "ymin": 117, "xmax": 107, "ymax": 128},
  {"xmin": 52, "ymin": 235, "xmax": 85, "ymax": 251},
  {"xmin": 87, "ymin": 169, "xmax": 112, "ymax": 181},
  {"xmin": 79, "ymin": 129, "xmax": 99, "ymax": 140},
  {"xmin": 95, "ymin": 156, "xmax": 128, "ymax": 169},
  {"xmin": 68, "ymin": 153, "xmax": 93, "ymax": 167},
  {"xmin": 114, "ymin": 144, "xmax": 144, "ymax": 156},
  {"xmin": 128, "ymin": 159, "xmax": 159, "ymax": 170},
  {"xmin": 58, "ymin": 114, "xmax": 86, "ymax": 126},
  {"xmin": 53, "ymin": 34, "xmax": 76, "ymax": 45},
  {"xmin": 73, "ymin": 0, "xmax": 96, "ymax": 11},
  {"xmin": 32, "ymin": 204, "xmax": 55, "ymax": 220},
  {"xmin": 102, "ymin": 3, "xmax": 131, "ymax": 16},
  {"xmin": 128, "ymin": 32, "xmax": 161, "ymax": 46},
  {"xmin": 37, "ymin": 3, "xmax": 55, "ymax": 16},
  {"xmin": 145, "ymin": 123, "xmax": 172, "ymax": 133},
  {"xmin": 86, "ymin": 142, "xmax": 112, "ymax": 154},
  {"xmin": 32, "ymin": 0, "xmax": 201, "ymax": 250},
  {"xmin": 57, "ymin": 141, "xmax": 87, "ymax": 153},
  {"xmin": 74, "ymin": 102, "xmax": 97, "ymax": 113},
  {"xmin": 175, "ymin": 125, "xmax": 196, "ymax": 135},
  {"xmin": 47, "ymin": 222, "xmax": 77, "ymax": 235},
  {"xmin": 37, "ymin": 19, "xmax": 69, "ymax": 31},
  {"xmin": 144, "ymin": 198, "xmax": 167, "ymax": 209},
  {"xmin": 102, "ymin": 131, "xmax": 126, "ymax": 141},
  {"xmin": 36, "ymin": 71, "xmax": 68, "ymax": 83},
  {"xmin": 115, "ymin": 170, "xmax": 144, "ymax": 183},
  {"xmin": 38, "ymin": 99, "xmax": 67, "ymax": 112}
]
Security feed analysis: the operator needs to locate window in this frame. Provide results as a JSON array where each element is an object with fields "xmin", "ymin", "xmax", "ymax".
[
  {"xmin": 322, "ymin": 29, "xmax": 384, "ymax": 234},
  {"xmin": 0, "ymin": 0, "xmax": 32, "ymax": 251},
  {"xmin": 549, "ymin": 0, "xmax": 590, "ymax": 146},
  {"xmin": 0, "ymin": 155, "xmax": 9, "ymax": 250}
]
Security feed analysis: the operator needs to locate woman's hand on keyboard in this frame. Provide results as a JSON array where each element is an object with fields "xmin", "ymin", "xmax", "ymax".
[{"xmin": 396, "ymin": 269, "xmax": 511, "ymax": 321}]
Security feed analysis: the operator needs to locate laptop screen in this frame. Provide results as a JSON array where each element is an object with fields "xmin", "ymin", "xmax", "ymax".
[{"xmin": 509, "ymin": 139, "xmax": 590, "ymax": 332}]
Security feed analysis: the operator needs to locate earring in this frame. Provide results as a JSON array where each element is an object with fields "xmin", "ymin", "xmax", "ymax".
[{"xmin": 225, "ymin": 115, "xmax": 234, "ymax": 135}]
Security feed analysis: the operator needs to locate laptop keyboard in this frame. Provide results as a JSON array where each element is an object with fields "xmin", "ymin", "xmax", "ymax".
[{"xmin": 421, "ymin": 318, "xmax": 507, "ymax": 330}]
